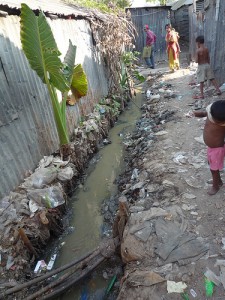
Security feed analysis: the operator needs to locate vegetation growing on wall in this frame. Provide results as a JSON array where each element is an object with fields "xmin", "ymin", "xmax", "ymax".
[
  {"xmin": 67, "ymin": 0, "xmax": 131, "ymax": 13},
  {"xmin": 146, "ymin": 0, "xmax": 167, "ymax": 5},
  {"xmin": 90, "ymin": 13, "xmax": 135, "ymax": 97}
]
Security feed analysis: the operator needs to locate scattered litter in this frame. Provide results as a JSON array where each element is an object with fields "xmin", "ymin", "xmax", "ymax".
[
  {"xmin": 221, "ymin": 237, "xmax": 225, "ymax": 250},
  {"xmin": 173, "ymin": 152, "xmax": 187, "ymax": 165},
  {"xmin": 181, "ymin": 293, "xmax": 190, "ymax": 300},
  {"xmin": 153, "ymin": 264, "xmax": 173, "ymax": 275},
  {"xmin": 190, "ymin": 288, "xmax": 197, "ymax": 297},
  {"xmin": 150, "ymin": 94, "xmax": 160, "ymax": 100},
  {"xmin": 38, "ymin": 156, "xmax": 54, "ymax": 168},
  {"xmin": 34, "ymin": 260, "xmax": 47, "ymax": 274},
  {"xmin": 103, "ymin": 139, "xmax": 111, "ymax": 145},
  {"xmin": 204, "ymin": 268, "xmax": 221, "ymax": 286},
  {"xmin": 182, "ymin": 204, "xmax": 197, "ymax": 211},
  {"xmin": 214, "ymin": 260, "xmax": 225, "ymax": 289},
  {"xmin": 182, "ymin": 193, "xmax": 196, "ymax": 200},
  {"xmin": 184, "ymin": 177, "xmax": 201, "ymax": 189},
  {"xmin": 215, "ymin": 259, "xmax": 225, "ymax": 267},
  {"xmin": 47, "ymin": 254, "xmax": 57, "ymax": 271},
  {"xmin": 154, "ymin": 131, "xmax": 168, "ymax": 136},
  {"xmin": 27, "ymin": 185, "xmax": 65, "ymax": 209},
  {"xmin": 128, "ymin": 270, "xmax": 165, "ymax": 287},
  {"xmin": 194, "ymin": 135, "xmax": 205, "ymax": 145},
  {"xmin": 57, "ymin": 166, "xmax": 74, "ymax": 181},
  {"xmin": 21, "ymin": 167, "xmax": 58, "ymax": 189},
  {"xmin": 155, "ymin": 219, "xmax": 208, "ymax": 265},
  {"xmin": 162, "ymin": 180, "xmax": 174, "ymax": 187},
  {"xmin": 220, "ymin": 266, "xmax": 225, "ymax": 289},
  {"xmin": 105, "ymin": 275, "xmax": 117, "ymax": 295},
  {"xmin": 204, "ymin": 277, "xmax": 214, "ymax": 297},
  {"xmin": 131, "ymin": 168, "xmax": 139, "ymax": 180},
  {"xmin": 146, "ymin": 90, "xmax": 151, "ymax": 98},
  {"xmin": 6, "ymin": 256, "xmax": 14, "ymax": 270},
  {"xmin": 190, "ymin": 211, "xmax": 198, "ymax": 216},
  {"xmin": 29, "ymin": 199, "xmax": 40, "ymax": 213},
  {"xmin": 184, "ymin": 111, "xmax": 194, "ymax": 118},
  {"xmin": 167, "ymin": 281, "xmax": 187, "ymax": 293}
]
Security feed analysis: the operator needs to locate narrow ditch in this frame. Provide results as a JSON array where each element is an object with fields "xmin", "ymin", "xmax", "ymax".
[{"xmin": 46, "ymin": 92, "xmax": 144, "ymax": 299}]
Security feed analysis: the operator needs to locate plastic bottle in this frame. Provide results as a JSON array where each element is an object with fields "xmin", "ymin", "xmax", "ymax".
[{"xmin": 204, "ymin": 277, "xmax": 214, "ymax": 297}]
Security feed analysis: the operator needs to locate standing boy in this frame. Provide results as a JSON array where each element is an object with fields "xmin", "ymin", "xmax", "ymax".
[
  {"xmin": 194, "ymin": 35, "xmax": 221, "ymax": 99},
  {"xmin": 143, "ymin": 25, "xmax": 156, "ymax": 69},
  {"xmin": 193, "ymin": 100, "xmax": 225, "ymax": 195}
]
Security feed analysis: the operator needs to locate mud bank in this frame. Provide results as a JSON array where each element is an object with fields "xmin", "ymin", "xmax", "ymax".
[{"xmin": 0, "ymin": 97, "xmax": 127, "ymax": 293}]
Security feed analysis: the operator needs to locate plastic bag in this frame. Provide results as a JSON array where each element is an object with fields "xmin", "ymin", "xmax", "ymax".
[
  {"xmin": 21, "ymin": 167, "xmax": 58, "ymax": 189},
  {"xmin": 27, "ymin": 185, "xmax": 65, "ymax": 209}
]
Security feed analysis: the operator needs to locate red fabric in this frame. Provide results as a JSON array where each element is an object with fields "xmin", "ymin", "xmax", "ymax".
[
  {"xmin": 167, "ymin": 41, "xmax": 179, "ymax": 60},
  {"xmin": 207, "ymin": 146, "xmax": 225, "ymax": 171},
  {"xmin": 146, "ymin": 30, "xmax": 156, "ymax": 46},
  {"xmin": 166, "ymin": 31, "xmax": 179, "ymax": 60}
]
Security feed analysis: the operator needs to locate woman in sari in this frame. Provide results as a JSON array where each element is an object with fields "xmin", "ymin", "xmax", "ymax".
[{"xmin": 165, "ymin": 24, "xmax": 180, "ymax": 72}]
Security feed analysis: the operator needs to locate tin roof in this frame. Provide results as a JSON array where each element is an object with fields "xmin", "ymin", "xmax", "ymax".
[
  {"xmin": 171, "ymin": 0, "xmax": 193, "ymax": 10},
  {"xmin": 0, "ymin": 0, "xmax": 107, "ymax": 19}
]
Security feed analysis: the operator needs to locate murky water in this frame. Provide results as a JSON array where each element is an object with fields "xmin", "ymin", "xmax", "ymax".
[{"xmin": 54, "ymin": 92, "xmax": 143, "ymax": 300}]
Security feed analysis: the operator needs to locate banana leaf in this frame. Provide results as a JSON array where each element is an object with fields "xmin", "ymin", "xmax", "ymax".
[
  {"xmin": 20, "ymin": 4, "xmax": 69, "ymax": 92},
  {"xmin": 70, "ymin": 64, "xmax": 88, "ymax": 105}
]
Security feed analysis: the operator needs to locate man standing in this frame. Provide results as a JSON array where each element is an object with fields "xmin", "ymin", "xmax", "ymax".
[{"xmin": 143, "ymin": 25, "xmax": 156, "ymax": 69}]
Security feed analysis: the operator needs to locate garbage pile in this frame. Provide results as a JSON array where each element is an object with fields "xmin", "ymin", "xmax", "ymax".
[{"xmin": 0, "ymin": 99, "xmax": 119, "ymax": 283}]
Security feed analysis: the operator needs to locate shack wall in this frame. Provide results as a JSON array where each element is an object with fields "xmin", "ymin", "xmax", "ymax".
[
  {"xmin": 0, "ymin": 15, "xmax": 108, "ymax": 198},
  {"xmin": 189, "ymin": 0, "xmax": 225, "ymax": 84},
  {"xmin": 171, "ymin": 5, "xmax": 189, "ymax": 41},
  {"xmin": 128, "ymin": 7, "xmax": 170, "ymax": 61}
]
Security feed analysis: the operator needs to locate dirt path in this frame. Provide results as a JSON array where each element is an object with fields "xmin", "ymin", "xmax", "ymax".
[{"xmin": 117, "ymin": 56, "xmax": 225, "ymax": 299}]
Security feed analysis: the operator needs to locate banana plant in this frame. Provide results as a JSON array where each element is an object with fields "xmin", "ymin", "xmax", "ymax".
[{"xmin": 20, "ymin": 4, "xmax": 88, "ymax": 147}]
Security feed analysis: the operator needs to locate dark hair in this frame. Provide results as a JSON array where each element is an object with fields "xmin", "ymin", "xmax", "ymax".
[
  {"xmin": 165, "ymin": 24, "xmax": 171, "ymax": 29},
  {"xmin": 211, "ymin": 100, "xmax": 225, "ymax": 122},
  {"xmin": 196, "ymin": 36, "xmax": 204, "ymax": 44}
]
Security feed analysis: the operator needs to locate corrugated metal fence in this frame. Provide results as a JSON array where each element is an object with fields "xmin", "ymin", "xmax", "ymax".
[
  {"xmin": 128, "ymin": 7, "xmax": 170, "ymax": 62},
  {"xmin": 188, "ymin": 0, "xmax": 225, "ymax": 84},
  {"xmin": 0, "ymin": 14, "xmax": 108, "ymax": 198},
  {"xmin": 171, "ymin": 6, "xmax": 189, "ymax": 41}
]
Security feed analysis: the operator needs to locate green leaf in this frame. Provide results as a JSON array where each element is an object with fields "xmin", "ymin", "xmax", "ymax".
[
  {"xmin": 71, "ymin": 64, "xmax": 88, "ymax": 101},
  {"xmin": 63, "ymin": 40, "xmax": 77, "ymax": 84},
  {"xmin": 20, "ymin": 3, "xmax": 69, "ymax": 92}
]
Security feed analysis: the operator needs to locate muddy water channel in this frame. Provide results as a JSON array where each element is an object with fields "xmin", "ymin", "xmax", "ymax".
[{"xmin": 54, "ymin": 92, "xmax": 143, "ymax": 300}]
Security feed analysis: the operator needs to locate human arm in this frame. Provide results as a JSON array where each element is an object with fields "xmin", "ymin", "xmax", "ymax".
[{"xmin": 193, "ymin": 110, "xmax": 207, "ymax": 118}]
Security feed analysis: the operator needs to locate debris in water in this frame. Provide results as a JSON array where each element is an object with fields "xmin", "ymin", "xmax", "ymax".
[
  {"xmin": 47, "ymin": 254, "xmax": 57, "ymax": 271},
  {"xmin": 34, "ymin": 260, "xmax": 47, "ymax": 274},
  {"xmin": 105, "ymin": 275, "xmax": 117, "ymax": 295}
]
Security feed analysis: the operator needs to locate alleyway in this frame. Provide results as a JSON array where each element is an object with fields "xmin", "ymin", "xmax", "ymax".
[{"xmin": 117, "ymin": 55, "xmax": 225, "ymax": 299}]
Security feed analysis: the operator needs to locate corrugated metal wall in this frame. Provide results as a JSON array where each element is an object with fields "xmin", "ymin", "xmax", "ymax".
[
  {"xmin": 189, "ymin": 0, "xmax": 225, "ymax": 84},
  {"xmin": 171, "ymin": 6, "xmax": 189, "ymax": 41},
  {"xmin": 0, "ymin": 15, "xmax": 108, "ymax": 198},
  {"xmin": 128, "ymin": 7, "xmax": 170, "ymax": 61}
]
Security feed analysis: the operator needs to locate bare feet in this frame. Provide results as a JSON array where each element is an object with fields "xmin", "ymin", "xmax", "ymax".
[{"xmin": 207, "ymin": 186, "xmax": 220, "ymax": 195}]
